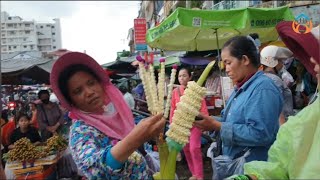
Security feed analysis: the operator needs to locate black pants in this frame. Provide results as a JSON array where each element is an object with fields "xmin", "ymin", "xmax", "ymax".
[{"xmin": 40, "ymin": 130, "xmax": 53, "ymax": 142}]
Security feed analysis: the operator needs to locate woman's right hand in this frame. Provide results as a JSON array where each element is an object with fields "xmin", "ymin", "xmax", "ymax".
[
  {"xmin": 111, "ymin": 113, "xmax": 165, "ymax": 162},
  {"xmin": 132, "ymin": 113, "xmax": 165, "ymax": 143},
  {"xmin": 193, "ymin": 113, "xmax": 221, "ymax": 132}
]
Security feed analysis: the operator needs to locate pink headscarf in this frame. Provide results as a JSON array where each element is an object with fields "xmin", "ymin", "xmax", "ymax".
[{"xmin": 50, "ymin": 52, "xmax": 135, "ymax": 140}]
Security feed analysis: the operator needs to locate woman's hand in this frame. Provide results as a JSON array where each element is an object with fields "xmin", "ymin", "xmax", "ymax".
[
  {"xmin": 111, "ymin": 113, "xmax": 165, "ymax": 162},
  {"xmin": 133, "ymin": 113, "xmax": 166, "ymax": 143},
  {"xmin": 8, "ymin": 144, "xmax": 15, "ymax": 150},
  {"xmin": 46, "ymin": 126, "xmax": 56, "ymax": 133},
  {"xmin": 33, "ymin": 141, "xmax": 41, "ymax": 146},
  {"xmin": 193, "ymin": 113, "xmax": 221, "ymax": 132}
]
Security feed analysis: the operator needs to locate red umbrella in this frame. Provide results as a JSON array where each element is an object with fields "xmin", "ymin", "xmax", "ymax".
[{"xmin": 104, "ymin": 69, "xmax": 115, "ymax": 76}]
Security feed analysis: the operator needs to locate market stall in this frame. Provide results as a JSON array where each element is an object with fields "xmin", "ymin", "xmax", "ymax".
[{"xmin": 3, "ymin": 135, "xmax": 68, "ymax": 179}]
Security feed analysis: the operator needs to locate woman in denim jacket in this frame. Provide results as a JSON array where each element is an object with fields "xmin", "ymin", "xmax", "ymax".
[{"xmin": 194, "ymin": 36, "xmax": 283, "ymax": 162}]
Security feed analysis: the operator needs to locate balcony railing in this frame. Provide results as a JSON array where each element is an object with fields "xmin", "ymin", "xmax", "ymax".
[
  {"xmin": 248, "ymin": 0, "xmax": 262, "ymax": 7},
  {"xmin": 202, "ymin": 1, "xmax": 214, "ymax": 9},
  {"xmin": 213, "ymin": 1, "xmax": 237, "ymax": 10}
]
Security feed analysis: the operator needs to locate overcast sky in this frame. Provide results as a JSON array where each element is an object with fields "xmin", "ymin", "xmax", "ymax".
[{"xmin": 1, "ymin": 1, "xmax": 140, "ymax": 64}]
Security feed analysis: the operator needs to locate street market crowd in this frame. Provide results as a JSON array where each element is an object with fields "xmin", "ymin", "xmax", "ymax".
[{"xmin": 1, "ymin": 20, "xmax": 319, "ymax": 180}]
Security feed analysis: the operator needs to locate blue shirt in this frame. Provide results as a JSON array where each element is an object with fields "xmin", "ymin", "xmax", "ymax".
[{"xmin": 219, "ymin": 71, "xmax": 283, "ymax": 162}]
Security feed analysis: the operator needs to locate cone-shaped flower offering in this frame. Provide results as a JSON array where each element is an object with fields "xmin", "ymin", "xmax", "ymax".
[{"xmin": 163, "ymin": 60, "xmax": 216, "ymax": 179}]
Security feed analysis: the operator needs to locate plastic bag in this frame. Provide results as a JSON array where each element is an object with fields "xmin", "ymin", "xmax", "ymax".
[
  {"xmin": 57, "ymin": 147, "xmax": 78, "ymax": 178},
  {"xmin": 212, "ymin": 149, "xmax": 251, "ymax": 180},
  {"xmin": 144, "ymin": 151, "xmax": 160, "ymax": 174}
]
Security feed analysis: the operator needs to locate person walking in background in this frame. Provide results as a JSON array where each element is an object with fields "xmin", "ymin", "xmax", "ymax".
[
  {"xmin": 28, "ymin": 102, "xmax": 39, "ymax": 129},
  {"xmin": 119, "ymin": 86, "xmax": 135, "ymax": 109},
  {"xmin": 37, "ymin": 90, "xmax": 65, "ymax": 142},
  {"xmin": 170, "ymin": 67, "xmax": 209, "ymax": 180},
  {"xmin": 260, "ymin": 45, "xmax": 294, "ymax": 125},
  {"xmin": 50, "ymin": 52, "xmax": 165, "ymax": 179},
  {"xmin": 275, "ymin": 58, "xmax": 295, "ymax": 88}
]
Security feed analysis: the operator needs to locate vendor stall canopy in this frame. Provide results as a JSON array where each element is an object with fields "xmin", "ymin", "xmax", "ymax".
[{"xmin": 146, "ymin": 6, "xmax": 294, "ymax": 51}]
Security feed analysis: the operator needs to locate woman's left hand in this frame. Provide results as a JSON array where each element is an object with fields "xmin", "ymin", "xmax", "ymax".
[{"xmin": 193, "ymin": 113, "xmax": 221, "ymax": 132}]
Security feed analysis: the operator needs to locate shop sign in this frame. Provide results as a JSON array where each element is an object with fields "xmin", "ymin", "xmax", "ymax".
[{"xmin": 134, "ymin": 18, "xmax": 147, "ymax": 51}]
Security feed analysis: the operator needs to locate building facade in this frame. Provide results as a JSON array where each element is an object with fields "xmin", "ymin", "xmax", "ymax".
[
  {"xmin": 201, "ymin": 0, "xmax": 319, "ymax": 10},
  {"xmin": 1, "ymin": 11, "xmax": 62, "ymax": 54}
]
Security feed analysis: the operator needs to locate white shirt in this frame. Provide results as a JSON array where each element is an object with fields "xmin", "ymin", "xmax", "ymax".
[
  {"xmin": 278, "ymin": 67, "xmax": 294, "ymax": 87},
  {"xmin": 123, "ymin": 92, "xmax": 135, "ymax": 109}
]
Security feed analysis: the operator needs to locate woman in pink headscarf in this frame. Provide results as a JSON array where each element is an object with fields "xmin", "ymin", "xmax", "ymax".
[{"xmin": 50, "ymin": 52, "xmax": 165, "ymax": 179}]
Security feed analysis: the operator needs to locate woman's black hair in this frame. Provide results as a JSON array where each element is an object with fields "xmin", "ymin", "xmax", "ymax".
[
  {"xmin": 249, "ymin": 33, "xmax": 259, "ymax": 40},
  {"xmin": 38, "ymin": 90, "xmax": 50, "ymax": 98},
  {"xmin": 16, "ymin": 112, "xmax": 30, "ymax": 122},
  {"xmin": 58, "ymin": 64, "xmax": 101, "ymax": 104},
  {"xmin": 222, "ymin": 36, "xmax": 260, "ymax": 68},
  {"xmin": 179, "ymin": 67, "xmax": 192, "ymax": 77},
  {"xmin": 262, "ymin": 64, "xmax": 279, "ymax": 75}
]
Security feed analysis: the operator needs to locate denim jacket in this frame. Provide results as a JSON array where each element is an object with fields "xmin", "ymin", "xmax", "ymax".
[{"xmin": 219, "ymin": 71, "xmax": 283, "ymax": 162}]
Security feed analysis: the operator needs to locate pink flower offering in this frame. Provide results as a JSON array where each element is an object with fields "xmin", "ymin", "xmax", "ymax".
[
  {"xmin": 160, "ymin": 58, "xmax": 166, "ymax": 63},
  {"xmin": 172, "ymin": 64, "xmax": 178, "ymax": 69},
  {"xmin": 136, "ymin": 55, "xmax": 144, "ymax": 62}
]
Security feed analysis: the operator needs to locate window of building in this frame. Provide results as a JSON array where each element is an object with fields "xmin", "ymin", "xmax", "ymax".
[
  {"xmin": 1, "ymin": 34, "xmax": 5, "ymax": 37},
  {"xmin": 46, "ymin": 24, "xmax": 51, "ymax": 27},
  {"xmin": 25, "ymin": 23, "xmax": 30, "ymax": 27},
  {"xmin": 40, "ymin": 26, "xmax": 43, "ymax": 28},
  {"xmin": 30, "ymin": 45, "xmax": 34, "ymax": 50},
  {"xmin": 23, "ymin": 38, "xmax": 27, "ymax": 41},
  {"xmin": 23, "ymin": 45, "xmax": 27, "ymax": 48},
  {"xmin": 8, "ymin": 17, "xmax": 12, "ymax": 20},
  {"xmin": 53, "ymin": 46, "xmax": 56, "ymax": 49},
  {"xmin": 8, "ymin": 46, "xmax": 11, "ymax": 50},
  {"xmin": 52, "ymin": 32, "xmax": 55, "ymax": 35},
  {"xmin": 51, "ymin": 26, "xmax": 55, "ymax": 28},
  {"xmin": 7, "ymin": 24, "xmax": 13, "ymax": 28},
  {"xmin": 25, "ymin": 30, "xmax": 30, "ymax": 34},
  {"xmin": 53, "ymin": 39, "xmax": 56, "ymax": 42},
  {"xmin": 13, "ymin": 46, "xmax": 16, "ymax": 49}
]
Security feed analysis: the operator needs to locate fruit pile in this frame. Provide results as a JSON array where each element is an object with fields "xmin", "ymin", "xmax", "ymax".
[
  {"xmin": 5, "ymin": 138, "xmax": 49, "ymax": 162},
  {"xmin": 4, "ymin": 135, "xmax": 68, "ymax": 162},
  {"xmin": 45, "ymin": 134, "xmax": 68, "ymax": 152}
]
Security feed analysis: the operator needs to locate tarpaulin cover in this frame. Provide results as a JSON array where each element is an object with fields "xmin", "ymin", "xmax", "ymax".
[{"xmin": 180, "ymin": 57, "xmax": 211, "ymax": 65}]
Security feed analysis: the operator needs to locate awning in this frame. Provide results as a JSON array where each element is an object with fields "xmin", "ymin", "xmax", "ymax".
[
  {"xmin": 1, "ymin": 52, "xmax": 54, "ymax": 84},
  {"xmin": 179, "ymin": 57, "xmax": 212, "ymax": 65}
]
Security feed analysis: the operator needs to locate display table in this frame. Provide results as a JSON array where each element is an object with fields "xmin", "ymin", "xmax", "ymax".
[
  {"xmin": 6, "ymin": 150, "xmax": 65, "ymax": 179},
  {"xmin": 15, "ymin": 164, "xmax": 57, "ymax": 180}
]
